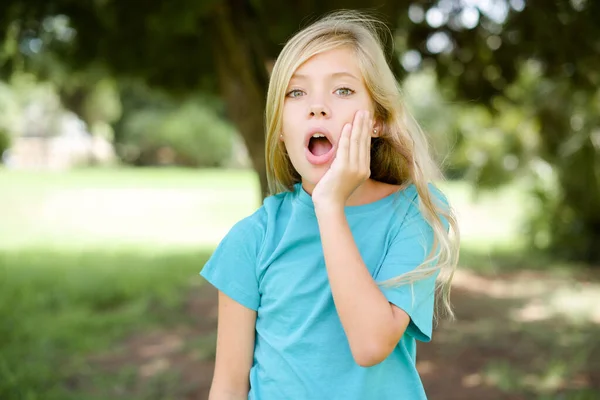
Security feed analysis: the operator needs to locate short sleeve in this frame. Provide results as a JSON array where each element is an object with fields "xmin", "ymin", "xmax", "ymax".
[
  {"xmin": 375, "ymin": 188, "xmax": 449, "ymax": 342},
  {"xmin": 199, "ymin": 210, "xmax": 265, "ymax": 311}
]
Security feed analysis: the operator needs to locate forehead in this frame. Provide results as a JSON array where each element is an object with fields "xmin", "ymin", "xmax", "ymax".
[{"xmin": 291, "ymin": 47, "xmax": 361, "ymax": 80}]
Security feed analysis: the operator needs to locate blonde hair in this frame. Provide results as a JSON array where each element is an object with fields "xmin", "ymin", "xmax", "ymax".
[{"xmin": 264, "ymin": 10, "xmax": 460, "ymax": 319}]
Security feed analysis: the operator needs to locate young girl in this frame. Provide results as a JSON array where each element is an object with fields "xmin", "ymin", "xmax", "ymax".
[{"xmin": 201, "ymin": 10, "xmax": 459, "ymax": 400}]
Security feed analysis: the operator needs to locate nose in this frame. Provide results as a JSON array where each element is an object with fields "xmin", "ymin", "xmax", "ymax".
[{"xmin": 308, "ymin": 103, "xmax": 330, "ymax": 118}]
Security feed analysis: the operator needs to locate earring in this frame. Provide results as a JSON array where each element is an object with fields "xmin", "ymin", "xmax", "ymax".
[
  {"xmin": 373, "ymin": 129, "xmax": 377, "ymax": 135},
  {"xmin": 280, "ymin": 134, "xmax": 283, "ymax": 138}
]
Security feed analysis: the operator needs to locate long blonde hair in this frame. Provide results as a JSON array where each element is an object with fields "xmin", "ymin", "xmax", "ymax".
[{"xmin": 264, "ymin": 10, "xmax": 460, "ymax": 319}]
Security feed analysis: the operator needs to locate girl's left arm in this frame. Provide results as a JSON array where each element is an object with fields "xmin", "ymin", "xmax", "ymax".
[
  {"xmin": 312, "ymin": 110, "xmax": 410, "ymax": 367},
  {"xmin": 315, "ymin": 204, "xmax": 410, "ymax": 367}
]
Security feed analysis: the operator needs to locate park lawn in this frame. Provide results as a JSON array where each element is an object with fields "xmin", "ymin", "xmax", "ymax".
[
  {"xmin": 0, "ymin": 248, "xmax": 213, "ymax": 400},
  {"xmin": 0, "ymin": 167, "xmax": 598, "ymax": 399}
]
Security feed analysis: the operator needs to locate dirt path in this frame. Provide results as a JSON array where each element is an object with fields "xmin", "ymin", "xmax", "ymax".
[{"xmin": 82, "ymin": 271, "xmax": 600, "ymax": 400}]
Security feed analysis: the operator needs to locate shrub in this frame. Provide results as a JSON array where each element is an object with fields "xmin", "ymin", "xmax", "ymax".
[{"xmin": 118, "ymin": 100, "xmax": 235, "ymax": 167}]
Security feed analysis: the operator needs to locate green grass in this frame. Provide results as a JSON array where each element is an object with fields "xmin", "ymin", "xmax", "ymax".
[
  {"xmin": 0, "ymin": 166, "xmax": 597, "ymax": 399},
  {"xmin": 0, "ymin": 248, "xmax": 211, "ymax": 400},
  {"xmin": 0, "ymin": 167, "xmax": 251, "ymax": 399}
]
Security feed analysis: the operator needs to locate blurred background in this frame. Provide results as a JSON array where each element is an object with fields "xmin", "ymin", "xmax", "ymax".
[{"xmin": 1, "ymin": 1, "xmax": 599, "ymax": 399}]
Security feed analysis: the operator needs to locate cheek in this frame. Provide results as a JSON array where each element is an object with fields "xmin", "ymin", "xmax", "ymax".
[
  {"xmin": 337, "ymin": 97, "xmax": 373, "ymax": 119},
  {"xmin": 281, "ymin": 106, "xmax": 303, "ymax": 139}
]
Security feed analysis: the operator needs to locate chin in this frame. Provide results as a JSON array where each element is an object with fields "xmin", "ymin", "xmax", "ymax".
[
  {"xmin": 298, "ymin": 167, "xmax": 328, "ymax": 190},
  {"xmin": 290, "ymin": 155, "xmax": 330, "ymax": 188}
]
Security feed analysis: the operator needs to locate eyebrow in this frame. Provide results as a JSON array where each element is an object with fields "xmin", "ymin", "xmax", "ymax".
[{"xmin": 291, "ymin": 71, "xmax": 360, "ymax": 81}]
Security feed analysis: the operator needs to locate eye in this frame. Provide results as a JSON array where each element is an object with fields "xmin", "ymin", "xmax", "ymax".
[
  {"xmin": 286, "ymin": 89, "xmax": 305, "ymax": 98},
  {"xmin": 335, "ymin": 87, "xmax": 355, "ymax": 96}
]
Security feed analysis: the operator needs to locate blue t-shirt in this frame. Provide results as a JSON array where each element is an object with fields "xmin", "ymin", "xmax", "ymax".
[{"xmin": 200, "ymin": 182, "xmax": 447, "ymax": 400}]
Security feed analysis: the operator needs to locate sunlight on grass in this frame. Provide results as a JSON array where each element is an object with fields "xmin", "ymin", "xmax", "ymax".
[
  {"xmin": 483, "ymin": 356, "xmax": 596, "ymax": 399},
  {"xmin": 0, "ymin": 167, "xmax": 528, "ymax": 251},
  {"xmin": 0, "ymin": 167, "xmax": 260, "ymax": 250},
  {"xmin": 512, "ymin": 284, "xmax": 600, "ymax": 324}
]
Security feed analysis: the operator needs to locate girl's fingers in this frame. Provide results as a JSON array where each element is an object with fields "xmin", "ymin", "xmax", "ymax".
[
  {"xmin": 336, "ymin": 122, "xmax": 352, "ymax": 165},
  {"xmin": 359, "ymin": 112, "xmax": 371, "ymax": 171},
  {"xmin": 349, "ymin": 111, "xmax": 363, "ymax": 165}
]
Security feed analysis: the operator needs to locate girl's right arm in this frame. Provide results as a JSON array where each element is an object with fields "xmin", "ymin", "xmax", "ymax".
[{"xmin": 208, "ymin": 291, "xmax": 257, "ymax": 400}]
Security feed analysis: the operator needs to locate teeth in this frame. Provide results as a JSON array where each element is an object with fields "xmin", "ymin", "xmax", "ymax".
[{"xmin": 312, "ymin": 133, "xmax": 325, "ymax": 138}]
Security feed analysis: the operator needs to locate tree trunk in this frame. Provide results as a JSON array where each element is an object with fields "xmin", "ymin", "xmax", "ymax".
[{"xmin": 211, "ymin": 1, "xmax": 270, "ymax": 200}]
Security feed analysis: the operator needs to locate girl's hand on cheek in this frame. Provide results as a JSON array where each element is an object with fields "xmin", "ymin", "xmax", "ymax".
[{"xmin": 312, "ymin": 110, "xmax": 372, "ymax": 210}]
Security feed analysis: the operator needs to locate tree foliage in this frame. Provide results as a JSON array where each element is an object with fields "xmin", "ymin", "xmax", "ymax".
[
  {"xmin": 399, "ymin": 0, "xmax": 600, "ymax": 262},
  {"xmin": 1, "ymin": 0, "xmax": 403, "ymax": 196},
  {"xmin": 1, "ymin": 0, "xmax": 599, "ymax": 262}
]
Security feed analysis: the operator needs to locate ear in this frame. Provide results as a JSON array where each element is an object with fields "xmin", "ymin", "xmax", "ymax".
[{"xmin": 371, "ymin": 121, "xmax": 382, "ymax": 138}]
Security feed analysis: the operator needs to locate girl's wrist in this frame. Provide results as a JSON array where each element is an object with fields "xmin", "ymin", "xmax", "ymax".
[{"xmin": 314, "ymin": 200, "xmax": 345, "ymax": 218}]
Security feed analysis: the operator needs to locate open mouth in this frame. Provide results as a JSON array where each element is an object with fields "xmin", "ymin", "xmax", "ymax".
[
  {"xmin": 305, "ymin": 133, "xmax": 335, "ymax": 165},
  {"xmin": 308, "ymin": 134, "xmax": 333, "ymax": 157}
]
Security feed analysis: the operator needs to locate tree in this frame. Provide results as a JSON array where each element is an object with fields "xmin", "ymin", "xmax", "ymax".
[
  {"xmin": 0, "ymin": 0, "xmax": 403, "ymax": 198},
  {"xmin": 399, "ymin": 0, "xmax": 600, "ymax": 262},
  {"xmin": 2, "ymin": 0, "xmax": 599, "ymax": 262}
]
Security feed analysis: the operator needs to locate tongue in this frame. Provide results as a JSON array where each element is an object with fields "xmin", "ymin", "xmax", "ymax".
[{"xmin": 311, "ymin": 138, "xmax": 332, "ymax": 156}]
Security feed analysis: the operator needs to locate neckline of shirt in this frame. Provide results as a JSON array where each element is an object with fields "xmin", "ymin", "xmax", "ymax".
[{"xmin": 293, "ymin": 182, "xmax": 414, "ymax": 215}]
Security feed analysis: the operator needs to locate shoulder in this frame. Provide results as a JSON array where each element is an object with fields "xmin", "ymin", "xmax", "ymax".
[
  {"xmin": 392, "ymin": 182, "xmax": 450, "ymax": 224},
  {"xmin": 221, "ymin": 204, "xmax": 268, "ymax": 251},
  {"xmin": 397, "ymin": 183, "xmax": 450, "ymax": 208},
  {"xmin": 225, "ymin": 187, "xmax": 294, "ymax": 240},
  {"xmin": 230, "ymin": 207, "xmax": 266, "ymax": 234},
  {"xmin": 398, "ymin": 182, "xmax": 448, "ymax": 204},
  {"xmin": 262, "ymin": 187, "xmax": 293, "ymax": 211}
]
